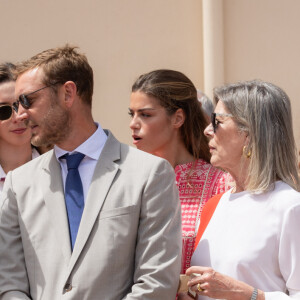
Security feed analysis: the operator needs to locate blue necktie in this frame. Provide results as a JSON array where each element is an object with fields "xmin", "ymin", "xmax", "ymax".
[{"xmin": 63, "ymin": 153, "xmax": 85, "ymax": 250}]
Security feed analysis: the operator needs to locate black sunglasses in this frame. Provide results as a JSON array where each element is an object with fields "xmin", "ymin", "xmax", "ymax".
[
  {"xmin": 211, "ymin": 112, "xmax": 233, "ymax": 132},
  {"xmin": 13, "ymin": 83, "xmax": 58, "ymax": 112},
  {"xmin": 0, "ymin": 104, "xmax": 16, "ymax": 121}
]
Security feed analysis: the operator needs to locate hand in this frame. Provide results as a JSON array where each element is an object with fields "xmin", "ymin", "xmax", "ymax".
[{"xmin": 186, "ymin": 266, "xmax": 263, "ymax": 300}]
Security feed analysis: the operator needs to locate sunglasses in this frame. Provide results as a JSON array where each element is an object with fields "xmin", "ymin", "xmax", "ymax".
[
  {"xmin": 13, "ymin": 83, "xmax": 57, "ymax": 112},
  {"xmin": 0, "ymin": 104, "xmax": 17, "ymax": 121},
  {"xmin": 211, "ymin": 112, "xmax": 233, "ymax": 132}
]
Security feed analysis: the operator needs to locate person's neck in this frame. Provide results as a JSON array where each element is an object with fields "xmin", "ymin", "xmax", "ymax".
[
  {"xmin": 36, "ymin": 144, "xmax": 53, "ymax": 154},
  {"xmin": 231, "ymin": 179, "xmax": 246, "ymax": 193},
  {"xmin": 56, "ymin": 115, "xmax": 97, "ymax": 152},
  {"xmin": 226, "ymin": 165, "xmax": 249, "ymax": 193},
  {"xmin": 0, "ymin": 143, "xmax": 32, "ymax": 174},
  {"xmin": 154, "ymin": 140, "xmax": 195, "ymax": 169}
]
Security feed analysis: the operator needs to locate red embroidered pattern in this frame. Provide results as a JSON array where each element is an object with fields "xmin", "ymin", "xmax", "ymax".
[{"xmin": 174, "ymin": 159, "xmax": 232, "ymax": 273}]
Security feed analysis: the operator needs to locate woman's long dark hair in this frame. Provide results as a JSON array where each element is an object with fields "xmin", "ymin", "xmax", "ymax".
[{"xmin": 132, "ymin": 69, "xmax": 210, "ymax": 162}]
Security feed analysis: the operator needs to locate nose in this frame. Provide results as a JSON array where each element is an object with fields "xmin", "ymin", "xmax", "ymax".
[
  {"xmin": 129, "ymin": 115, "xmax": 140, "ymax": 130},
  {"xmin": 204, "ymin": 123, "xmax": 214, "ymax": 137},
  {"xmin": 13, "ymin": 104, "xmax": 29, "ymax": 123}
]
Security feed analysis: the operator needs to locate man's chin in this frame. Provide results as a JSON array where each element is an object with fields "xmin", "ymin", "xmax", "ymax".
[{"xmin": 31, "ymin": 135, "xmax": 46, "ymax": 148}]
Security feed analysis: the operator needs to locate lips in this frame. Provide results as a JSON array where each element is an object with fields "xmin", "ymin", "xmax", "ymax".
[
  {"xmin": 132, "ymin": 134, "xmax": 142, "ymax": 144},
  {"xmin": 12, "ymin": 127, "xmax": 27, "ymax": 134},
  {"xmin": 208, "ymin": 143, "xmax": 216, "ymax": 152},
  {"xmin": 31, "ymin": 125, "xmax": 39, "ymax": 133}
]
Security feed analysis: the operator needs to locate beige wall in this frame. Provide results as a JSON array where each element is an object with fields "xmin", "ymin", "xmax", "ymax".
[
  {"xmin": 222, "ymin": 0, "xmax": 300, "ymax": 150},
  {"xmin": 2, "ymin": 0, "xmax": 300, "ymax": 151},
  {"xmin": 1, "ymin": 0, "xmax": 203, "ymax": 146}
]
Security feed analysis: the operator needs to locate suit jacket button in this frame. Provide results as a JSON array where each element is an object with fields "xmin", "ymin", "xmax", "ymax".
[{"xmin": 64, "ymin": 283, "xmax": 72, "ymax": 293}]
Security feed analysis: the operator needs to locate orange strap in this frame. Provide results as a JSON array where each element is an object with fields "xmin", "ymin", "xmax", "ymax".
[{"xmin": 194, "ymin": 193, "xmax": 223, "ymax": 251}]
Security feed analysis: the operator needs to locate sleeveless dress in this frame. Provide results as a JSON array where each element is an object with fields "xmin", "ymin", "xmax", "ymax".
[{"xmin": 174, "ymin": 159, "xmax": 232, "ymax": 273}]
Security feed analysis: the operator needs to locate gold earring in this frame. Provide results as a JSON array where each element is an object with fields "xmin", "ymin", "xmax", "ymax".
[{"xmin": 243, "ymin": 146, "xmax": 251, "ymax": 158}]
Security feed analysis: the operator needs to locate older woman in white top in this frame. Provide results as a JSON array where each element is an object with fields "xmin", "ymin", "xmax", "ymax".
[{"xmin": 183, "ymin": 80, "xmax": 300, "ymax": 300}]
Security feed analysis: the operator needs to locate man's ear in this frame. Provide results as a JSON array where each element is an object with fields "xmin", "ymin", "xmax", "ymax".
[
  {"xmin": 63, "ymin": 81, "xmax": 77, "ymax": 108},
  {"xmin": 173, "ymin": 108, "xmax": 185, "ymax": 129}
]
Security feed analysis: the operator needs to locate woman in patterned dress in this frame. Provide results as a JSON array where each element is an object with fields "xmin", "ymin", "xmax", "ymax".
[{"xmin": 129, "ymin": 69, "xmax": 232, "ymax": 277}]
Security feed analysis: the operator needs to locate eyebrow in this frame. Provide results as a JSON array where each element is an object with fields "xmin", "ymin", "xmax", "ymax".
[
  {"xmin": 215, "ymin": 113, "xmax": 232, "ymax": 118},
  {"xmin": 23, "ymin": 90, "xmax": 39, "ymax": 97},
  {"xmin": 15, "ymin": 90, "xmax": 35, "ymax": 99},
  {"xmin": 128, "ymin": 108, "xmax": 156, "ymax": 112}
]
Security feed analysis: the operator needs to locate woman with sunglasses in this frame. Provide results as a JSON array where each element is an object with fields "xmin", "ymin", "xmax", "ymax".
[
  {"xmin": 0, "ymin": 62, "xmax": 39, "ymax": 192},
  {"xmin": 183, "ymin": 80, "xmax": 300, "ymax": 300},
  {"xmin": 129, "ymin": 69, "xmax": 232, "ymax": 281}
]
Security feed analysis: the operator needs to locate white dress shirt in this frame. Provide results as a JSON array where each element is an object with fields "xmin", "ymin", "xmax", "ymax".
[
  {"xmin": 191, "ymin": 181, "xmax": 300, "ymax": 300},
  {"xmin": 54, "ymin": 123, "xmax": 107, "ymax": 202}
]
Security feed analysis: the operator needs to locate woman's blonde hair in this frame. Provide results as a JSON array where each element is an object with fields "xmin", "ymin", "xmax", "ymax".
[{"xmin": 214, "ymin": 80, "xmax": 300, "ymax": 192}]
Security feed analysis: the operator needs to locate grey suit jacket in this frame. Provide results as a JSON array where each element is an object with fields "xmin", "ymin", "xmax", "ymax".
[{"xmin": 0, "ymin": 130, "xmax": 181, "ymax": 300}]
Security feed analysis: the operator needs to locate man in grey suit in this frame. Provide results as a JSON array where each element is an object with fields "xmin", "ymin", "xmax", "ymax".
[{"xmin": 0, "ymin": 46, "xmax": 181, "ymax": 299}]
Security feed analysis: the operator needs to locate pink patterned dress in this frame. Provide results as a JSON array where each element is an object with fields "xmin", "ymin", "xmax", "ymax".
[{"xmin": 174, "ymin": 159, "xmax": 232, "ymax": 274}]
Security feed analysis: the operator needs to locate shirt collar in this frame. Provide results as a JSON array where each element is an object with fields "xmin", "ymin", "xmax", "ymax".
[
  {"xmin": 32, "ymin": 147, "xmax": 40, "ymax": 159},
  {"xmin": 0, "ymin": 164, "xmax": 5, "ymax": 181},
  {"xmin": 54, "ymin": 122, "xmax": 108, "ymax": 161}
]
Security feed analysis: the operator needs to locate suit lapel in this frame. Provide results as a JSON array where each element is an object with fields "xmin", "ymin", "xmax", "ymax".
[
  {"xmin": 41, "ymin": 151, "xmax": 72, "ymax": 261},
  {"xmin": 67, "ymin": 131, "xmax": 121, "ymax": 274}
]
